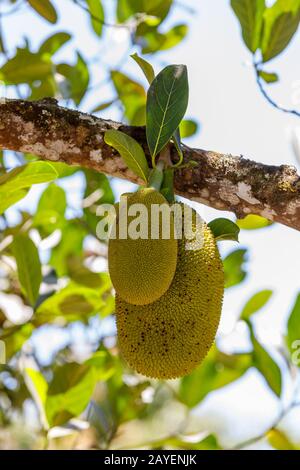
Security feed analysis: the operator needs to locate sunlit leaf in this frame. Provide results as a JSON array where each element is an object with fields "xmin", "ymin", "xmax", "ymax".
[
  {"xmin": 57, "ymin": 52, "xmax": 90, "ymax": 105},
  {"xmin": 179, "ymin": 347, "xmax": 252, "ymax": 407},
  {"xmin": 131, "ymin": 52, "xmax": 155, "ymax": 84},
  {"xmin": 86, "ymin": 0, "xmax": 105, "ymax": 36},
  {"xmin": 237, "ymin": 213, "xmax": 273, "ymax": 229},
  {"xmin": 0, "ymin": 47, "xmax": 52, "ymax": 85},
  {"xmin": 231, "ymin": 0, "xmax": 265, "ymax": 52},
  {"xmin": 104, "ymin": 129, "xmax": 149, "ymax": 182},
  {"xmin": 39, "ymin": 32, "xmax": 71, "ymax": 55},
  {"xmin": 179, "ymin": 119, "xmax": 199, "ymax": 138},
  {"xmin": 262, "ymin": 0, "xmax": 300, "ymax": 62},
  {"xmin": 258, "ymin": 70, "xmax": 279, "ymax": 83},
  {"xmin": 111, "ymin": 70, "xmax": 146, "ymax": 124},
  {"xmin": 249, "ymin": 324, "xmax": 282, "ymax": 397},
  {"xmin": 241, "ymin": 290, "xmax": 273, "ymax": 320},
  {"xmin": 223, "ymin": 248, "xmax": 248, "ymax": 288},
  {"xmin": 286, "ymin": 293, "xmax": 300, "ymax": 356},
  {"xmin": 12, "ymin": 234, "xmax": 42, "ymax": 306},
  {"xmin": 267, "ymin": 429, "xmax": 296, "ymax": 450}
]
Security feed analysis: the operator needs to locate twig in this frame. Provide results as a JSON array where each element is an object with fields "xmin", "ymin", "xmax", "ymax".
[{"xmin": 254, "ymin": 62, "xmax": 300, "ymax": 118}]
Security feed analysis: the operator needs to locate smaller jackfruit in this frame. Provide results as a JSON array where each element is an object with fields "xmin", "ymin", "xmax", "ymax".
[
  {"xmin": 116, "ymin": 205, "xmax": 224, "ymax": 379},
  {"xmin": 108, "ymin": 188, "xmax": 178, "ymax": 305}
]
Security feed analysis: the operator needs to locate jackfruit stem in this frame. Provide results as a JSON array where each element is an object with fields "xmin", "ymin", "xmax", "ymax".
[{"xmin": 148, "ymin": 162, "xmax": 164, "ymax": 191}]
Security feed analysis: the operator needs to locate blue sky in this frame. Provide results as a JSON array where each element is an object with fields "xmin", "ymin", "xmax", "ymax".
[{"xmin": 2, "ymin": 0, "xmax": 300, "ymax": 447}]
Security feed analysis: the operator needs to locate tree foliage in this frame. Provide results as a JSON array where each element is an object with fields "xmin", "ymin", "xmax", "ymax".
[{"xmin": 0, "ymin": 0, "xmax": 299, "ymax": 450}]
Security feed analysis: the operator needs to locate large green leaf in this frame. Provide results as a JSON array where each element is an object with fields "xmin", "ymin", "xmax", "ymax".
[
  {"xmin": 0, "ymin": 189, "xmax": 28, "ymax": 214},
  {"xmin": 249, "ymin": 325, "xmax": 282, "ymax": 397},
  {"xmin": 28, "ymin": 0, "xmax": 58, "ymax": 24},
  {"xmin": 104, "ymin": 129, "xmax": 149, "ymax": 182},
  {"xmin": 12, "ymin": 234, "xmax": 42, "ymax": 306},
  {"xmin": 231, "ymin": 0, "xmax": 266, "ymax": 52},
  {"xmin": 262, "ymin": 0, "xmax": 300, "ymax": 62},
  {"xmin": 86, "ymin": 0, "xmax": 105, "ymax": 36},
  {"xmin": 241, "ymin": 290, "xmax": 273, "ymax": 320},
  {"xmin": 208, "ymin": 218, "xmax": 240, "ymax": 242},
  {"xmin": 179, "ymin": 347, "xmax": 252, "ymax": 407},
  {"xmin": 146, "ymin": 64, "xmax": 189, "ymax": 161},
  {"xmin": 286, "ymin": 293, "xmax": 300, "ymax": 356},
  {"xmin": 223, "ymin": 248, "xmax": 248, "ymax": 288}
]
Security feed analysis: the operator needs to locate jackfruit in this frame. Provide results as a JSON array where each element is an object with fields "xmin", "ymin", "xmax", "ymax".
[
  {"xmin": 108, "ymin": 188, "xmax": 178, "ymax": 305},
  {"xmin": 116, "ymin": 205, "xmax": 224, "ymax": 379}
]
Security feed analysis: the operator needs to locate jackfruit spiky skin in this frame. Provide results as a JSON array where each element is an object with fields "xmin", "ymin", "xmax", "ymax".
[
  {"xmin": 116, "ymin": 205, "xmax": 224, "ymax": 379},
  {"xmin": 108, "ymin": 188, "xmax": 178, "ymax": 305}
]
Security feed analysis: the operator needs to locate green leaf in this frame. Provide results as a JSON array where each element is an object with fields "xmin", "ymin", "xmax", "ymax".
[
  {"xmin": 208, "ymin": 218, "xmax": 240, "ymax": 242},
  {"xmin": 179, "ymin": 119, "xmax": 199, "ymax": 138},
  {"xmin": 28, "ymin": 0, "xmax": 58, "ymax": 24},
  {"xmin": 0, "ymin": 162, "xmax": 58, "ymax": 189},
  {"xmin": 0, "ymin": 189, "xmax": 28, "ymax": 214},
  {"xmin": 12, "ymin": 234, "xmax": 42, "ymax": 306},
  {"xmin": 39, "ymin": 32, "xmax": 71, "ymax": 55},
  {"xmin": 146, "ymin": 64, "xmax": 189, "ymax": 161},
  {"xmin": 179, "ymin": 347, "xmax": 251, "ymax": 407},
  {"xmin": 141, "ymin": 24, "xmax": 188, "ymax": 54},
  {"xmin": 237, "ymin": 213, "xmax": 273, "ymax": 229},
  {"xmin": 111, "ymin": 70, "xmax": 146, "ymax": 125},
  {"xmin": 249, "ymin": 325, "xmax": 282, "ymax": 397},
  {"xmin": 36, "ymin": 280, "xmax": 111, "ymax": 324},
  {"xmin": 83, "ymin": 169, "xmax": 114, "ymax": 235},
  {"xmin": 3, "ymin": 324, "xmax": 34, "ymax": 360},
  {"xmin": 24, "ymin": 368, "xmax": 48, "ymax": 428},
  {"xmin": 262, "ymin": 0, "xmax": 300, "ymax": 62},
  {"xmin": 50, "ymin": 221, "xmax": 86, "ymax": 276},
  {"xmin": 86, "ymin": 0, "xmax": 104, "ymax": 36},
  {"xmin": 258, "ymin": 70, "xmax": 279, "ymax": 83},
  {"xmin": 241, "ymin": 290, "xmax": 273, "ymax": 320},
  {"xmin": 104, "ymin": 129, "xmax": 149, "ymax": 182},
  {"xmin": 0, "ymin": 47, "xmax": 52, "ymax": 85},
  {"xmin": 231, "ymin": 0, "xmax": 266, "ymax": 52},
  {"xmin": 34, "ymin": 183, "xmax": 66, "ymax": 234},
  {"xmin": 286, "ymin": 293, "xmax": 300, "ymax": 355},
  {"xmin": 131, "ymin": 52, "xmax": 155, "ymax": 84},
  {"xmin": 223, "ymin": 248, "xmax": 248, "ymax": 288},
  {"xmin": 57, "ymin": 52, "xmax": 90, "ymax": 105},
  {"xmin": 91, "ymin": 100, "xmax": 116, "ymax": 113}
]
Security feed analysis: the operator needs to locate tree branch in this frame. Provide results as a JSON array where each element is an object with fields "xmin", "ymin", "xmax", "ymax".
[{"xmin": 0, "ymin": 98, "xmax": 300, "ymax": 231}]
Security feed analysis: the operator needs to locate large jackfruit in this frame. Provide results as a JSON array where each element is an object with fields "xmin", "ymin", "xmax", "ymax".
[
  {"xmin": 116, "ymin": 205, "xmax": 224, "ymax": 379},
  {"xmin": 108, "ymin": 188, "xmax": 178, "ymax": 305}
]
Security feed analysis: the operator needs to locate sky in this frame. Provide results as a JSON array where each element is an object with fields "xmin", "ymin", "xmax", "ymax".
[{"xmin": 2, "ymin": 0, "xmax": 300, "ymax": 448}]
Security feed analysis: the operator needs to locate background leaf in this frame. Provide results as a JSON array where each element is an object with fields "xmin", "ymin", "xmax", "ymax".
[
  {"xmin": 12, "ymin": 234, "xmax": 42, "ymax": 306},
  {"xmin": 223, "ymin": 248, "xmax": 248, "ymax": 288},
  {"xmin": 241, "ymin": 290, "xmax": 273, "ymax": 320},
  {"xmin": 231, "ymin": 0, "xmax": 266, "ymax": 52},
  {"xmin": 28, "ymin": 0, "xmax": 58, "ymax": 24}
]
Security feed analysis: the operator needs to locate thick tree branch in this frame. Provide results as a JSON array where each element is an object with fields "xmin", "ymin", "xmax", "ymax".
[{"xmin": 0, "ymin": 98, "xmax": 299, "ymax": 231}]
